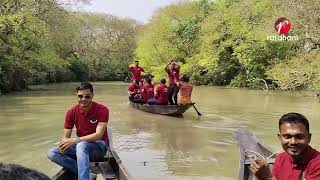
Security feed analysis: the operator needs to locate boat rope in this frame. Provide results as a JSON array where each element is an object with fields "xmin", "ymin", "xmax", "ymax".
[
  {"xmin": 244, "ymin": 150, "xmax": 278, "ymax": 161},
  {"xmin": 244, "ymin": 150, "xmax": 265, "ymax": 160}
]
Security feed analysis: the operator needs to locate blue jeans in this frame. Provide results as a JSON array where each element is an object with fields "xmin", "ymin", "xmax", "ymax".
[{"xmin": 48, "ymin": 140, "xmax": 108, "ymax": 180}]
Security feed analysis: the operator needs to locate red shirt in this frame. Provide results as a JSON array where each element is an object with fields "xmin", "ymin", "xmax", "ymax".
[
  {"xmin": 129, "ymin": 66, "xmax": 144, "ymax": 81},
  {"xmin": 64, "ymin": 101, "xmax": 109, "ymax": 144},
  {"xmin": 141, "ymin": 83, "xmax": 154, "ymax": 103},
  {"xmin": 166, "ymin": 68, "xmax": 180, "ymax": 84},
  {"xmin": 128, "ymin": 83, "xmax": 140, "ymax": 96},
  {"xmin": 155, "ymin": 84, "xmax": 168, "ymax": 105},
  {"xmin": 272, "ymin": 146, "xmax": 320, "ymax": 180}
]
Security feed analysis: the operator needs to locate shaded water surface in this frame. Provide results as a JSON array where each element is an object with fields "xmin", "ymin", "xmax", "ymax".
[{"xmin": 0, "ymin": 82, "xmax": 319, "ymax": 180}]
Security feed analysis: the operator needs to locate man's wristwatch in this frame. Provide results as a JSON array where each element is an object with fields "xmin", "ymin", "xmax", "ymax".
[{"xmin": 76, "ymin": 136, "xmax": 81, "ymax": 143}]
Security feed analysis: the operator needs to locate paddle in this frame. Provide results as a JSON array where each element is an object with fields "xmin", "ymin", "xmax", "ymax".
[
  {"xmin": 193, "ymin": 104, "xmax": 202, "ymax": 116},
  {"xmin": 153, "ymin": 44, "xmax": 168, "ymax": 61}
]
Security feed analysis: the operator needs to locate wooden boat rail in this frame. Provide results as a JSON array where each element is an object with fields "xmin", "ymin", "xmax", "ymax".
[{"xmin": 233, "ymin": 129, "xmax": 277, "ymax": 180}]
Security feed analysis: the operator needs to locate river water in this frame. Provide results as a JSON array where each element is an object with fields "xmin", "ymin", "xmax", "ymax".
[{"xmin": 0, "ymin": 82, "xmax": 319, "ymax": 180}]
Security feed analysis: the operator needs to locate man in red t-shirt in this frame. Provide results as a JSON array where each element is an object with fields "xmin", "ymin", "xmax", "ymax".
[
  {"xmin": 250, "ymin": 113, "xmax": 320, "ymax": 180},
  {"xmin": 48, "ymin": 82, "xmax": 109, "ymax": 180},
  {"xmin": 129, "ymin": 60, "xmax": 144, "ymax": 84},
  {"xmin": 128, "ymin": 80, "xmax": 142, "ymax": 103},
  {"xmin": 165, "ymin": 59, "xmax": 180, "ymax": 105},
  {"xmin": 141, "ymin": 77, "xmax": 154, "ymax": 104},
  {"xmin": 154, "ymin": 78, "xmax": 169, "ymax": 105}
]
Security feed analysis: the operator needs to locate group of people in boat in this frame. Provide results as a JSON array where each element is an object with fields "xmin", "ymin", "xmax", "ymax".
[{"xmin": 128, "ymin": 59, "xmax": 193, "ymax": 105}]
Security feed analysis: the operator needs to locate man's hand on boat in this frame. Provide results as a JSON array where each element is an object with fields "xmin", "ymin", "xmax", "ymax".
[
  {"xmin": 58, "ymin": 138, "xmax": 77, "ymax": 154},
  {"xmin": 250, "ymin": 159, "xmax": 273, "ymax": 180}
]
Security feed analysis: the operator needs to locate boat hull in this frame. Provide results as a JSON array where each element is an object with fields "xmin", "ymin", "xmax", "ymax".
[
  {"xmin": 129, "ymin": 101, "xmax": 195, "ymax": 116},
  {"xmin": 233, "ymin": 129, "xmax": 276, "ymax": 180}
]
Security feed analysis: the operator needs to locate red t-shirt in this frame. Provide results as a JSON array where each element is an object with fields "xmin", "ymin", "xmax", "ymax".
[
  {"xmin": 166, "ymin": 68, "xmax": 180, "ymax": 84},
  {"xmin": 128, "ymin": 83, "xmax": 140, "ymax": 96},
  {"xmin": 272, "ymin": 146, "xmax": 320, "ymax": 180},
  {"xmin": 155, "ymin": 84, "xmax": 168, "ymax": 105},
  {"xmin": 141, "ymin": 83, "xmax": 154, "ymax": 103},
  {"xmin": 64, "ymin": 101, "xmax": 109, "ymax": 144},
  {"xmin": 129, "ymin": 66, "xmax": 144, "ymax": 81}
]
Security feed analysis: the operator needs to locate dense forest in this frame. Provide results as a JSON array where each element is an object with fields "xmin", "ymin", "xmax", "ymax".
[
  {"xmin": 136, "ymin": 0, "xmax": 320, "ymax": 91},
  {"xmin": 0, "ymin": 0, "xmax": 140, "ymax": 93},
  {"xmin": 0, "ymin": 0, "xmax": 319, "ymax": 94}
]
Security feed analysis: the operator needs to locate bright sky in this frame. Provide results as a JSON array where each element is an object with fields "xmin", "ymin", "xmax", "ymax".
[{"xmin": 79, "ymin": 0, "xmax": 178, "ymax": 23}]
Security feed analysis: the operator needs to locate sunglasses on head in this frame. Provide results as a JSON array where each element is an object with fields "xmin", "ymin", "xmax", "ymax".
[{"xmin": 77, "ymin": 95, "xmax": 91, "ymax": 99}]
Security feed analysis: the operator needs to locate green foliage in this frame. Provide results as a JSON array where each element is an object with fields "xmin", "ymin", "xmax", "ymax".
[
  {"xmin": 27, "ymin": 48, "xmax": 70, "ymax": 84},
  {"xmin": 169, "ymin": 15, "xmax": 202, "ymax": 56},
  {"xmin": 69, "ymin": 58, "xmax": 90, "ymax": 82},
  {"xmin": 0, "ymin": 0, "xmax": 140, "ymax": 93},
  {"xmin": 135, "ymin": 0, "xmax": 319, "ymax": 91},
  {"xmin": 267, "ymin": 51, "xmax": 320, "ymax": 90}
]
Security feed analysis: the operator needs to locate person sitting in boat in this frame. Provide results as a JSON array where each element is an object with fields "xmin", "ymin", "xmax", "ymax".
[
  {"xmin": 47, "ymin": 82, "xmax": 109, "ymax": 180},
  {"xmin": 177, "ymin": 74, "xmax": 193, "ymax": 105},
  {"xmin": 165, "ymin": 59, "xmax": 180, "ymax": 105},
  {"xmin": 128, "ymin": 79, "xmax": 143, "ymax": 103},
  {"xmin": 149, "ymin": 78, "xmax": 169, "ymax": 105},
  {"xmin": 129, "ymin": 60, "xmax": 144, "ymax": 85},
  {"xmin": 141, "ymin": 77, "xmax": 155, "ymax": 104},
  {"xmin": 250, "ymin": 113, "xmax": 320, "ymax": 180},
  {"xmin": 0, "ymin": 163, "xmax": 50, "ymax": 180}
]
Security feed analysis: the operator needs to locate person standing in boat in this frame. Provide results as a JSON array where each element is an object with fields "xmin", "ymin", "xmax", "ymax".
[
  {"xmin": 47, "ymin": 82, "xmax": 109, "ymax": 180},
  {"xmin": 129, "ymin": 60, "xmax": 144, "ymax": 85},
  {"xmin": 250, "ymin": 112, "xmax": 320, "ymax": 180},
  {"xmin": 177, "ymin": 74, "xmax": 193, "ymax": 105},
  {"xmin": 148, "ymin": 78, "xmax": 168, "ymax": 105},
  {"xmin": 128, "ymin": 79, "xmax": 143, "ymax": 103},
  {"xmin": 141, "ymin": 77, "xmax": 155, "ymax": 104},
  {"xmin": 165, "ymin": 59, "xmax": 180, "ymax": 105}
]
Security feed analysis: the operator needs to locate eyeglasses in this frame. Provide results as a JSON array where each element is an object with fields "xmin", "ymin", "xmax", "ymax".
[{"xmin": 77, "ymin": 95, "xmax": 91, "ymax": 99}]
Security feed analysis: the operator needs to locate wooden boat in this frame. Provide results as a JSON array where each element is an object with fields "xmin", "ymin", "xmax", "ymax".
[
  {"xmin": 233, "ymin": 129, "xmax": 276, "ymax": 180},
  {"xmin": 52, "ymin": 129, "xmax": 131, "ymax": 180},
  {"xmin": 129, "ymin": 100, "xmax": 195, "ymax": 116}
]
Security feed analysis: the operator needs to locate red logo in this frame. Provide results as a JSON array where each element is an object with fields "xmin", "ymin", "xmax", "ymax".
[{"xmin": 274, "ymin": 17, "xmax": 291, "ymax": 35}]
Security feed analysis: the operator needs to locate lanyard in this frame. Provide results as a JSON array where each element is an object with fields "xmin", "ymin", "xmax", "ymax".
[{"xmin": 301, "ymin": 171, "xmax": 305, "ymax": 180}]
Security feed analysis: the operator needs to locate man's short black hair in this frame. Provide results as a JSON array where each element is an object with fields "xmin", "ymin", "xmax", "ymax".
[
  {"xmin": 181, "ymin": 74, "xmax": 190, "ymax": 82},
  {"xmin": 0, "ymin": 163, "xmax": 50, "ymax": 180},
  {"xmin": 76, "ymin": 82, "xmax": 93, "ymax": 93},
  {"xmin": 135, "ymin": 60, "xmax": 139, "ymax": 63},
  {"xmin": 160, "ymin": 78, "xmax": 166, "ymax": 84},
  {"xmin": 279, "ymin": 113, "xmax": 310, "ymax": 133},
  {"xmin": 145, "ymin": 77, "xmax": 152, "ymax": 84}
]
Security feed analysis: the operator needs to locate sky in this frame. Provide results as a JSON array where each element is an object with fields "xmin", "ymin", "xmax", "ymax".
[{"xmin": 78, "ymin": 0, "xmax": 179, "ymax": 23}]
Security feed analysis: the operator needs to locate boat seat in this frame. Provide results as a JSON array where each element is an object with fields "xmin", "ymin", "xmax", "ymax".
[
  {"xmin": 90, "ymin": 151, "xmax": 117, "ymax": 180},
  {"xmin": 90, "ymin": 162, "xmax": 117, "ymax": 180}
]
